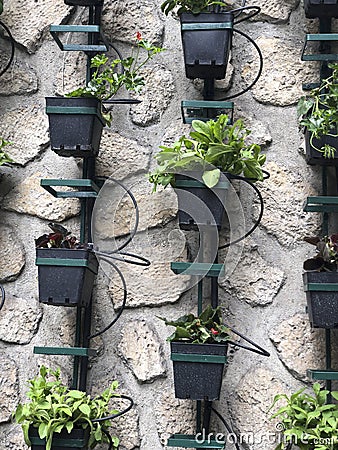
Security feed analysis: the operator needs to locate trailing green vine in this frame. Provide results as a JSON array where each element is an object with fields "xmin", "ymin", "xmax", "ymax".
[{"xmin": 297, "ymin": 63, "xmax": 338, "ymax": 158}]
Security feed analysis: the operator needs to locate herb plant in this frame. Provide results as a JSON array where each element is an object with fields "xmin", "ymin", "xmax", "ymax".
[
  {"xmin": 66, "ymin": 33, "xmax": 164, "ymax": 126},
  {"xmin": 161, "ymin": 0, "xmax": 229, "ymax": 15},
  {"xmin": 0, "ymin": 137, "xmax": 13, "ymax": 166},
  {"xmin": 159, "ymin": 305, "xmax": 230, "ymax": 344},
  {"xmin": 270, "ymin": 383, "xmax": 338, "ymax": 450},
  {"xmin": 148, "ymin": 114, "xmax": 266, "ymax": 191},
  {"xmin": 13, "ymin": 366, "xmax": 122, "ymax": 450},
  {"xmin": 303, "ymin": 234, "xmax": 338, "ymax": 272},
  {"xmin": 297, "ymin": 63, "xmax": 338, "ymax": 158}
]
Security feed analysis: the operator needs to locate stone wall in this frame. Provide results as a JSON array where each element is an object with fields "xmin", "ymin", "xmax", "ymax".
[{"xmin": 0, "ymin": 0, "xmax": 331, "ymax": 449}]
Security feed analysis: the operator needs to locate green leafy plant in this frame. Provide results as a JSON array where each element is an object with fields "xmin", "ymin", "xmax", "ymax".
[
  {"xmin": 270, "ymin": 383, "xmax": 338, "ymax": 450},
  {"xmin": 303, "ymin": 234, "xmax": 338, "ymax": 272},
  {"xmin": 161, "ymin": 0, "xmax": 229, "ymax": 15},
  {"xmin": 148, "ymin": 114, "xmax": 266, "ymax": 191},
  {"xmin": 159, "ymin": 305, "xmax": 230, "ymax": 344},
  {"xmin": 13, "ymin": 366, "xmax": 125, "ymax": 450},
  {"xmin": 0, "ymin": 0, "xmax": 3, "ymax": 15},
  {"xmin": 66, "ymin": 33, "xmax": 164, "ymax": 126},
  {"xmin": 0, "ymin": 137, "xmax": 13, "ymax": 166},
  {"xmin": 297, "ymin": 63, "xmax": 338, "ymax": 158}
]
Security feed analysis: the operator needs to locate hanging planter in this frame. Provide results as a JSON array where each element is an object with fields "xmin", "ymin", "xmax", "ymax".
[
  {"xmin": 29, "ymin": 426, "xmax": 89, "ymax": 450},
  {"xmin": 35, "ymin": 224, "xmax": 98, "ymax": 307},
  {"xmin": 298, "ymin": 64, "xmax": 338, "ymax": 165},
  {"xmin": 180, "ymin": 11, "xmax": 234, "ymax": 80},
  {"xmin": 173, "ymin": 172, "xmax": 228, "ymax": 230},
  {"xmin": 303, "ymin": 271, "xmax": 338, "ymax": 328},
  {"xmin": 36, "ymin": 247, "xmax": 98, "ymax": 307},
  {"xmin": 171, "ymin": 341, "xmax": 228, "ymax": 400},
  {"xmin": 160, "ymin": 306, "xmax": 230, "ymax": 401},
  {"xmin": 45, "ymin": 97, "xmax": 105, "ymax": 158},
  {"xmin": 14, "ymin": 366, "xmax": 134, "ymax": 450},
  {"xmin": 148, "ymin": 114, "xmax": 266, "ymax": 230},
  {"xmin": 304, "ymin": 0, "xmax": 338, "ymax": 19},
  {"xmin": 303, "ymin": 235, "xmax": 338, "ymax": 328}
]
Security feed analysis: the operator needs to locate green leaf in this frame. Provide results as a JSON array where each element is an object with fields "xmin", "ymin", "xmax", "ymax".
[
  {"xmin": 79, "ymin": 404, "xmax": 91, "ymax": 416},
  {"xmin": 202, "ymin": 169, "xmax": 221, "ymax": 188}
]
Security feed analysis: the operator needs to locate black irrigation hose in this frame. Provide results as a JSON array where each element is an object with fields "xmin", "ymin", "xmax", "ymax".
[
  {"xmin": 218, "ymin": 172, "xmax": 269, "ymax": 250},
  {"xmin": 94, "ymin": 250, "xmax": 150, "ymax": 267},
  {"xmin": 233, "ymin": 5, "xmax": 260, "ymax": 25},
  {"xmin": 217, "ymin": 27, "xmax": 263, "ymax": 101},
  {"xmin": 225, "ymin": 321, "xmax": 270, "ymax": 357},
  {"xmin": 94, "ymin": 176, "xmax": 139, "ymax": 252},
  {"xmin": 0, "ymin": 20, "xmax": 15, "ymax": 77},
  {"xmin": 211, "ymin": 407, "xmax": 241, "ymax": 450},
  {"xmin": 88, "ymin": 256, "xmax": 127, "ymax": 340},
  {"xmin": 101, "ymin": 427, "xmax": 113, "ymax": 450},
  {"xmin": 92, "ymin": 394, "xmax": 134, "ymax": 422},
  {"xmin": 0, "ymin": 285, "xmax": 5, "ymax": 312}
]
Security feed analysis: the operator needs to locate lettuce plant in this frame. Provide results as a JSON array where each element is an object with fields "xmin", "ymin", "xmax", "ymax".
[
  {"xmin": 148, "ymin": 114, "xmax": 266, "ymax": 191},
  {"xmin": 270, "ymin": 383, "xmax": 338, "ymax": 450},
  {"xmin": 161, "ymin": 0, "xmax": 229, "ymax": 15},
  {"xmin": 13, "ymin": 366, "xmax": 122, "ymax": 450}
]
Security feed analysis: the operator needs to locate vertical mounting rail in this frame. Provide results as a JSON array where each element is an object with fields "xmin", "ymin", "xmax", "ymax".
[{"xmin": 73, "ymin": 3, "xmax": 103, "ymax": 391}]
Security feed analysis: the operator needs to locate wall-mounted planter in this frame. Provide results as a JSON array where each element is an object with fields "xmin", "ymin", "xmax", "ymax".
[
  {"xmin": 29, "ymin": 425, "xmax": 89, "ymax": 450},
  {"xmin": 45, "ymin": 97, "xmax": 105, "ymax": 158},
  {"xmin": 303, "ymin": 271, "xmax": 338, "ymax": 328},
  {"xmin": 170, "ymin": 342, "xmax": 228, "ymax": 400},
  {"xmin": 36, "ymin": 248, "xmax": 98, "ymax": 307},
  {"xmin": 64, "ymin": 0, "xmax": 103, "ymax": 6},
  {"xmin": 173, "ymin": 173, "xmax": 229, "ymax": 230},
  {"xmin": 304, "ymin": 0, "xmax": 338, "ymax": 19},
  {"xmin": 305, "ymin": 129, "xmax": 338, "ymax": 166},
  {"xmin": 180, "ymin": 11, "xmax": 233, "ymax": 80}
]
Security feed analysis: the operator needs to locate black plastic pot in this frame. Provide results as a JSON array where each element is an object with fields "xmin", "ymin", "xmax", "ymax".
[
  {"xmin": 36, "ymin": 248, "xmax": 98, "ymax": 307},
  {"xmin": 303, "ymin": 271, "xmax": 338, "ymax": 328},
  {"xmin": 29, "ymin": 425, "xmax": 89, "ymax": 449},
  {"xmin": 180, "ymin": 11, "xmax": 233, "ymax": 80},
  {"xmin": 305, "ymin": 129, "xmax": 338, "ymax": 166},
  {"xmin": 45, "ymin": 97, "xmax": 105, "ymax": 158},
  {"xmin": 64, "ymin": 0, "xmax": 103, "ymax": 5},
  {"xmin": 173, "ymin": 173, "xmax": 228, "ymax": 230},
  {"xmin": 304, "ymin": 0, "xmax": 338, "ymax": 19},
  {"xmin": 171, "ymin": 342, "xmax": 228, "ymax": 400}
]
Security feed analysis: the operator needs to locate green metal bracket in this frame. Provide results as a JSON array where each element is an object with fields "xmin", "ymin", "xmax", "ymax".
[
  {"xmin": 181, "ymin": 22, "xmax": 233, "ymax": 31},
  {"xmin": 34, "ymin": 347, "xmax": 96, "ymax": 357},
  {"xmin": 301, "ymin": 34, "xmax": 338, "ymax": 61},
  {"xmin": 50, "ymin": 25, "xmax": 108, "ymax": 52},
  {"xmin": 35, "ymin": 257, "xmax": 98, "ymax": 274},
  {"xmin": 305, "ymin": 283, "xmax": 338, "ymax": 292},
  {"xmin": 307, "ymin": 369, "xmax": 338, "ymax": 381},
  {"xmin": 181, "ymin": 100, "xmax": 234, "ymax": 124},
  {"xmin": 171, "ymin": 262, "xmax": 225, "ymax": 277},
  {"xmin": 304, "ymin": 196, "xmax": 338, "ymax": 213},
  {"xmin": 40, "ymin": 179, "xmax": 100, "ymax": 198},
  {"xmin": 167, "ymin": 434, "xmax": 225, "ymax": 448},
  {"xmin": 171, "ymin": 353, "xmax": 227, "ymax": 364}
]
